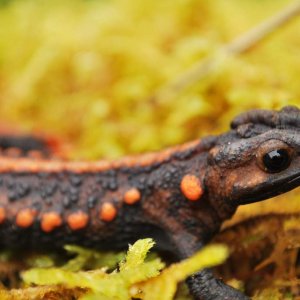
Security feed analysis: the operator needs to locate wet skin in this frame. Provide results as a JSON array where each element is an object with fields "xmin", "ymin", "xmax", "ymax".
[{"xmin": 0, "ymin": 106, "xmax": 300, "ymax": 299}]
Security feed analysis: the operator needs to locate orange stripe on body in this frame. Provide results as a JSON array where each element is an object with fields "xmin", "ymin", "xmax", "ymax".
[{"xmin": 0, "ymin": 140, "xmax": 200, "ymax": 173}]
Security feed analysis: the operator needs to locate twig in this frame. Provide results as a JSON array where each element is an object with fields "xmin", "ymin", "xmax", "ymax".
[{"xmin": 151, "ymin": 1, "xmax": 300, "ymax": 100}]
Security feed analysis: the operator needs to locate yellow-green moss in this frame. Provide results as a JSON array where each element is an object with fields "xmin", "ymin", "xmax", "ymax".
[{"xmin": 21, "ymin": 239, "xmax": 228, "ymax": 300}]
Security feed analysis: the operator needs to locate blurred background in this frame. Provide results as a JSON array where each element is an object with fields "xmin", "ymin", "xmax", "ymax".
[{"xmin": 0, "ymin": 0, "xmax": 300, "ymax": 220}]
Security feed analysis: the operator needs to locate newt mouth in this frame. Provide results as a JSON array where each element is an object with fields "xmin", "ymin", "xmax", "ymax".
[{"xmin": 238, "ymin": 172, "xmax": 300, "ymax": 205}]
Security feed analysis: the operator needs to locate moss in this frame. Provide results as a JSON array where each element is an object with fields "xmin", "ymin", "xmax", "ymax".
[{"xmin": 20, "ymin": 240, "xmax": 227, "ymax": 300}]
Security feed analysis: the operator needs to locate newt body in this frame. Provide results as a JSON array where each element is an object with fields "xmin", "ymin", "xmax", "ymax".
[{"xmin": 1, "ymin": 106, "xmax": 300, "ymax": 299}]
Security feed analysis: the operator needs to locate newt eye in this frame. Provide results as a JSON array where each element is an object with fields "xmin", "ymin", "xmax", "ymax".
[{"xmin": 262, "ymin": 149, "xmax": 291, "ymax": 173}]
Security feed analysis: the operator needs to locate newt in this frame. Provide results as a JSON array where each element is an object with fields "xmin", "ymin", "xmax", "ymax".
[{"xmin": 0, "ymin": 106, "xmax": 300, "ymax": 299}]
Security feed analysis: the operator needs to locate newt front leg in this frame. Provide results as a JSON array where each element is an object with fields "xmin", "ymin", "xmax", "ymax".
[
  {"xmin": 186, "ymin": 269, "xmax": 249, "ymax": 300},
  {"xmin": 161, "ymin": 216, "xmax": 249, "ymax": 299}
]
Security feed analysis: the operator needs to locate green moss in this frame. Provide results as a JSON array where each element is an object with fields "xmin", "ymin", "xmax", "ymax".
[
  {"xmin": 62, "ymin": 245, "xmax": 124, "ymax": 272},
  {"xmin": 21, "ymin": 239, "xmax": 227, "ymax": 300}
]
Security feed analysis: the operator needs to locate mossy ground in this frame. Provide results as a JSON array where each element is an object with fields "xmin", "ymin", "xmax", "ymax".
[{"xmin": 0, "ymin": 0, "xmax": 300, "ymax": 299}]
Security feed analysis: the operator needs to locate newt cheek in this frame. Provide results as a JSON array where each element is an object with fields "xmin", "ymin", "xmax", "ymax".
[
  {"xmin": 205, "ymin": 161, "xmax": 269, "ymax": 206},
  {"xmin": 230, "ymin": 168, "xmax": 269, "ymax": 203}
]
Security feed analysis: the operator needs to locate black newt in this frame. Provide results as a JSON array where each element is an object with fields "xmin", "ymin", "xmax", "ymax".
[{"xmin": 1, "ymin": 106, "xmax": 300, "ymax": 299}]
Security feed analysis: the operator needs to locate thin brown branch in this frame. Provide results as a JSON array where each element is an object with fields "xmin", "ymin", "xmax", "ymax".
[{"xmin": 151, "ymin": 1, "xmax": 300, "ymax": 101}]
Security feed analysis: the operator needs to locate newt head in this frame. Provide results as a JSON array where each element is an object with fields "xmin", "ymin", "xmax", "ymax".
[{"xmin": 205, "ymin": 106, "xmax": 300, "ymax": 205}]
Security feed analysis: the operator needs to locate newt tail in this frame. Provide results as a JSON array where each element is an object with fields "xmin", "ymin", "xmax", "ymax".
[{"xmin": 1, "ymin": 106, "xmax": 300, "ymax": 300}]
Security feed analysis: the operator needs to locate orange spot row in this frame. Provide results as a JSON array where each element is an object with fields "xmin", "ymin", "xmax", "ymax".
[
  {"xmin": 0, "ymin": 188, "xmax": 142, "ymax": 230},
  {"xmin": 180, "ymin": 174, "xmax": 203, "ymax": 201},
  {"xmin": 0, "ymin": 202, "xmax": 120, "ymax": 232}
]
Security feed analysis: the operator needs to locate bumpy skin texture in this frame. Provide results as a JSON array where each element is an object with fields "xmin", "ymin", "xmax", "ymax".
[{"xmin": 1, "ymin": 106, "xmax": 300, "ymax": 299}]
